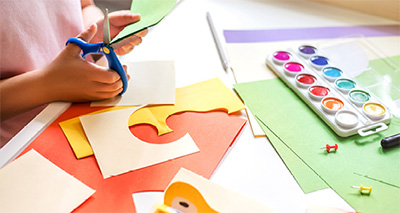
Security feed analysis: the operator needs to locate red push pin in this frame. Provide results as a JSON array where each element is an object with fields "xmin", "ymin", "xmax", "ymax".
[{"xmin": 321, "ymin": 144, "xmax": 338, "ymax": 152}]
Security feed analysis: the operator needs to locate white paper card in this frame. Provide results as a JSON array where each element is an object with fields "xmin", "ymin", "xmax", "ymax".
[
  {"xmin": 0, "ymin": 149, "xmax": 95, "ymax": 213},
  {"xmin": 92, "ymin": 60, "xmax": 176, "ymax": 106}
]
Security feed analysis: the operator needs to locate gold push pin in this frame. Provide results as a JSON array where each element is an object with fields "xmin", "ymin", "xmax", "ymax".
[{"xmin": 352, "ymin": 185, "xmax": 372, "ymax": 195}]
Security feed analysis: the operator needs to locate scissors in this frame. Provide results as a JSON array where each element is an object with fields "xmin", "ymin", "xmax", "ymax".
[{"xmin": 66, "ymin": 8, "xmax": 128, "ymax": 95}]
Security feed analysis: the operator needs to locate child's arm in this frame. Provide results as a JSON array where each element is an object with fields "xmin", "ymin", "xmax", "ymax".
[
  {"xmin": 0, "ymin": 2, "xmax": 147, "ymax": 120},
  {"xmin": 0, "ymin": 25, "xmax": 125, "ymax": 120}
]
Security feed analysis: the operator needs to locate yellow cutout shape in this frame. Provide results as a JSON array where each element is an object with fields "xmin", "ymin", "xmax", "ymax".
[
  {"xmin": 156, "ymin": 182, "xmax": 218, "ymax": 213},
  {"xmin": 80, "ymin": 106, "xmax": 200, "ymax": 179},
  {"xmin": 60, "ymin": 77, "xmax": 245, "ymax": 159},
  {"xmin": 129, "ymin": 77, "xmax": 245, "ymax": 134},
  {"xmin": 152, "ymin": 168, "xmax": 274, "ymax": 213}
]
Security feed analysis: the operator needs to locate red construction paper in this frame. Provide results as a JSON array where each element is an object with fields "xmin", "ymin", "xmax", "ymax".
[{"xmin": 19, "ymin": 103, "xmax": 246, "ymax": 212}]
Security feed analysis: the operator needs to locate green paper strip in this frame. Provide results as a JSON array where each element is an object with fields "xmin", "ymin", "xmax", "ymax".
[
  {"xmin": 235, "ymin": 79, "xmax": 328, "ymax": 193},
  {"xmin": 255, "ymin": 115, "xmax": 329, "ymax": 193},
  {"xmin": 111, "ymin": 0, "xmax": 177, "ymax": 44}
]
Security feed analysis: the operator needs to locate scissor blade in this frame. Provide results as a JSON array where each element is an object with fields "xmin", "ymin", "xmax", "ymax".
[{"xmin": 103, "ymin": 8, "xmax": 111, "ymax": 45}]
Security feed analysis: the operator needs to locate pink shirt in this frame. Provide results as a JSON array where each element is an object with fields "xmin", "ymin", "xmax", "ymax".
[{"xmin": 0, "ymin": 0, "xmax": 84, "ymax": 147}]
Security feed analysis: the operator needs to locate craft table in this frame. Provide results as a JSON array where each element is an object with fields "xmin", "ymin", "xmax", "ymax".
[{"xmin": 1, "ymin": 0, "xmax": 398, "ymax": 212}]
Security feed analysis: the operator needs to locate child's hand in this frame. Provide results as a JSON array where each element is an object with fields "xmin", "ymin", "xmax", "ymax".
[
  {"xmin": 40, "ymin": 24, "xmax": 130, "ymax": 102},
  {"xmin": 91, "ymin": 10, "xmax": 148, "ymax": 55}
]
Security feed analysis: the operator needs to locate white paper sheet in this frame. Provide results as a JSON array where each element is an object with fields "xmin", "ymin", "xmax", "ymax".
[
  {"xmin": 91, "ymin": 60, "xmax": 175, "ymax": 106},
  {"xmin": 0, "ymin": 149, "xmax": 95, "ymax": 213}
]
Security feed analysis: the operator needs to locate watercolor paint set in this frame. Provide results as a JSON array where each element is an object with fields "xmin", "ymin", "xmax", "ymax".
[{"xmin": 265, "ymin": 44, "xmax": 391, "ymax": 137}]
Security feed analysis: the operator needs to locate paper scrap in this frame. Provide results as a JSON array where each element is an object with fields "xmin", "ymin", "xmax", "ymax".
[
  {"xmin": 0, "ymin": 149, "xmax": 95, "ymax": 212},
  {"xmin": 152, "ymin": 168, "xmax": 273, "ymax": 213},
  {"xmin": 60, "ymin": 77, "xmax": 245, "ymax": 159},
  {"xmin": 80, "ymin": 106, "xmax": 200, "ymax": 179},
  {"xmin": 91, "ymin": 61, "xmax": 175, "ymax": 106}
]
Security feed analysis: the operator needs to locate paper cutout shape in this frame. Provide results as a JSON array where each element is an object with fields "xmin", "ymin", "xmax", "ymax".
[
  {"xmin": 156, "ymin": 182, "xmax": 218, "ymax": 213},
  {"xmin": 0, "ymin": 149, "xmax": 95, "ymax": 212},
  {"xmin": 91, "ymin": 61, "xmax": 176, "ymax": 106},
  {"xmin": 60, "ymin": 77, "xmax": 245, "ymax": 159},
  {"xmin": 111, "ymin": 0, "xmax": 177, "ymax": 44},
  {"xmin": 129, "ymin": 77, "xmax": 245, "ymax": 135},
  {"xmin": 80, "ymin": 106, "xmax": 199, "ymax": 179},
  {"xmin": 152, "ymin": 168, "xmax": 273, "ymax": 213},
  {"xmin": 20, "ymin": 109, "xmax": 246, "ymax": 212}
]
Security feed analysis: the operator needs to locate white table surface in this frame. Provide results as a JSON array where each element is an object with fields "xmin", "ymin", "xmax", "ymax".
[{"xmin": 3, "ymin": 0, "xmax": 397, "ymax": 211}]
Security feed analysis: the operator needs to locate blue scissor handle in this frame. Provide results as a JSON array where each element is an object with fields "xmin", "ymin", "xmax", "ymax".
[{"xmin": 66, "ymin": 37, "xmax": 128, "ymax": 95}]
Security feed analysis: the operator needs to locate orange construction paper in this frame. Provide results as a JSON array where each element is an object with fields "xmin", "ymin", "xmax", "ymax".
[
  {"xmin": 19, "ymin": 103, "xmax": 246, "ymax": 212},
  {"xmin": 60, "ymin": 77, "xmax": 245, "ymax": 159}
]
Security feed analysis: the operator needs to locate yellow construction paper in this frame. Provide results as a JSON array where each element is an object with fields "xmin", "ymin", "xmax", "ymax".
[
  {"xmin": 0, "ymin": 150, "xmax": 95, "ymax": 212},
  {"xmin": 129, "ymin": 77, "xmax": 245, "ymax": 135},
  {"xmin": 80, "ymin": 106, "xmax": 199, "ymax": 179},
  {"xmin": 60, "ymin": 106, "xmax": 130, "ymax": 159},
  {"xmin": 60, "ymin": 78, "xmax": 245, "ymax": 159}
]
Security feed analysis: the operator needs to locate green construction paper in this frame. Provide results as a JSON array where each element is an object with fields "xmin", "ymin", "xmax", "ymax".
[
  {"xmin": 111, "ymin": 0, "xmax": 177, "ymax": 44},
  {"xmin": 258, "ymin": 120, "xmax": 329, "ymax": 193},
  {"xmin": 235, "ymin": 80, "xmax": 328, "ymax": 193},
  {"xmin": 234, "ymin": 76, "xmax": 400, "ymax": 212}
]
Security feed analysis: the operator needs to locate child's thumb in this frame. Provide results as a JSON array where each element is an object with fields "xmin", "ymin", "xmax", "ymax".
[{"xmin": 77, "ymin": 23, "xmax": 97, "ymax": 42}]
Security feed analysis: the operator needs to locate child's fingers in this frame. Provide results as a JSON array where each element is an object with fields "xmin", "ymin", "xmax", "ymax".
[
  {"xmin": 77, "ymin": 23, "xmax": 98, "ymax": 42},
  {"xmin": 122, "ymin": 65, "xmax": 131, "ymax": 81},
  {"xmin": 92, "ymin": 69, "xmax": 121, "ymax": 84},
  {"xmin": 95, "ymin": 88, "xmax": 124, "ymax": 100},
  {"xmin": 108, "ymin": 11, "xmax": 141, "ymax": 27},
  {"xmin": 66, "ymin": 23, "xmax": 98, "ymax": 56},
  {"xmin": 94, "ymin": 78, "xmax": 124, "ymax": 93},
  {"xmin": 114, "ymin": 37, "xmax": 139, "ymax": 55}
]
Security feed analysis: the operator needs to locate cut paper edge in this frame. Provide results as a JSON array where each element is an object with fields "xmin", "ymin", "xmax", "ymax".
[
  {"xmin": 60, "ymin": 77, "xmax": 245, "ymax": 159},
  {"xmin": 79, "ymin": 106, "xmax": 200, "ymax": 179},
  {"xmin": 151, "ymin": 168, "xmax": 274, "ymax": 213},
  {"xmin": 0, "ymin": 149, "xmax": 95, "ymax": 212},
  {"xmin": 18, "ymin": 109, "xmax": 247, "ymax": 212},
  {"xmin": 254, "ymin": 114, "xmax": 329, "ymax": 193}
]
